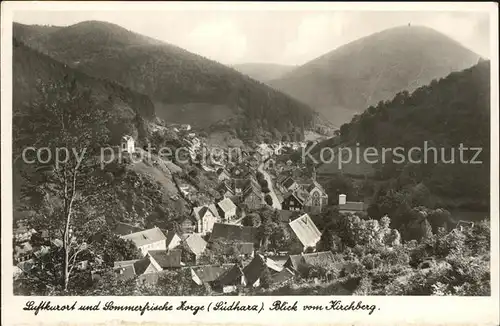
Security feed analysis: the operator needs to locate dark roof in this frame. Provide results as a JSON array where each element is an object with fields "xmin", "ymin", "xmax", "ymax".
[
  {"xmin": 112, "ymin": 222, "xmax": 144, "ymax": 236},
  {"xmin": 282, "ymin": 177, "xmax": 296, "ymax": 189},
  {"xmin": 216, "ymin": 264, "xmax": 244, "ymax": 286},
  {"xmin": 114, "ymin": 263, "xmax": 136, "ymax": 281},
  {"xmin": 133, "ymin": 257, "xmax": 157, "ymax": 275},
  {"xmin": 148, "ymin": 249, "xmax": 182, "ymax": 268},
  {"xmin": 286, "ymin": 251, "xmax": 336, "ymax": 272},
  {"xmin": 243, "ymin": 255, "xmax": 267, "ymax": 286},
  {"xmin": 224, "ymin": 242, "xmax": 254, "ymax": 255},
  {"xmin": 339, "ymin": 201, "xmax": 365, "ymax": 212},
  {"xmin": 270, "ymin": 267, "xmax": 295, "ymax": 284},
  {"xmin": 210, "ymin": 223, "xmax": 259, "ymax": 244},
  {"xmin": 192, "ymin": 264, "xmax": 232, "ymax": 284},
  {"xmin": 165, "ymin": 231, "xmax": 181, "ymax": 248}
]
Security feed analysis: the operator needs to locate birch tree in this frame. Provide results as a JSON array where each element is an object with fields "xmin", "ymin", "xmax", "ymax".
[{"xmin": 15, "ymin": 76, "xmax": 111, "ymax": 291}]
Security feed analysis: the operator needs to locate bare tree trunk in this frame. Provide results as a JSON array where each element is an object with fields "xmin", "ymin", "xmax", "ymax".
[{"xmin": 63, "ymin": 169, "xmax": 78, "ymax": 291}]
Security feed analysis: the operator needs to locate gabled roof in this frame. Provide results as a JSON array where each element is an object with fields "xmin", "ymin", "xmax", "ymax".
[
  {"xmin": 208, "ymin": 204, "xmax": 220, "ymax": 218},
  {"xmin": 224, "ymin": 242, "xmax": 254, "ymax": 256},
  {"xmin": 270, "ymin": 267, "xmax": 295, "ymax": 284},
  {"xmin": 216, "ymin": 264, "xmax": 244, "ymax": 286},
  {"xmin": 339, "ymin": 201, "xmax": 365, "ymax": 212},
  {"xmin": 133, "ymin": 256, "xmax": 160, "ymax": 275},
  {"xmin": 289, "ymin": 214, "xmax": 321, "ymax": 248},
  {"xmin": 282, "ymin": 177, "xmax": 296, "ymax": 189},
  {"xmin": 114, "ymin": 259, "xmax": 140, "ymax": 269},
  {"xmin": 191, "ymin": 264, "xmax": 233, "ymax": 284},
  {"xmin": 210, "ymin": 223, "xmax": 259, "ymax": 244},
  {"xmin": 217, "ymin": 180, "xmax": 234, "ymax": 194},
  {"xmin": 148, "ymin": 249, "xmax": 182, "ymax": 268},
  {"xmin": 286, "ymin": 251, "xmax": 336, "ymax": 272},
  {"xmin": 217, "ymin": 198, "xmax": 237, "ymax": 213},
  {"xmin": 243, "ymin": 254, "xmax": 267, "ymax": 286},
  {"xmin": 112, "ymin": 222, "xmax": 144, "ymax": 236},
  {"xmin": 243, "ymin": 255, "xmax": 282, "ymax": 286},
  {"xmin": 165, "ymin": 231, "xmax": 181, "ymax": 248},
  {"xmin": 114, "ymin": 264, "xmax": 136, "ymax": 281},
  {"xmin": 183, "ymin": 233, "xmax": 207, "ymax": 256},
  {"xmin": 121, "ymin": 227, "xmax": 167, "ymax": 247},
  {"xmin": 302, "ymin": 180, "xmax": 327, "ymax": 195},
  {"xmin": 265, "ymin": 257, "xmax": 283, "ymax": 273},
  {"xmin": 193, "ymin": 206, "xmax": 215, "ymax": 220}
]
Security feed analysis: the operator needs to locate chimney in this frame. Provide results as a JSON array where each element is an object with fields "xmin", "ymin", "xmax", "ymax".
[
  {"xmin": 312, "ymin": 166, "xmax": 316, "ymax": 181},
  {"xmin": 339, "ymin": 194, "xmax": 346, "ymax": 205}
]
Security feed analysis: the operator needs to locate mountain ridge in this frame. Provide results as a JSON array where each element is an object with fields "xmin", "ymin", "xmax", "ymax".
[
  {"xmin": 13, "ymin": 21, "xmax": 316, "ymax": 139},
  {"xmin": 269, "ymin": 25, "xmax": 481, "ymax": 126}
]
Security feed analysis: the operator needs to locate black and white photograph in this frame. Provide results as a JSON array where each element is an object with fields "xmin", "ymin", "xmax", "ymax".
[{"xmin": 1, "ymin": 2, "xmax": 499, "ymax": 324}]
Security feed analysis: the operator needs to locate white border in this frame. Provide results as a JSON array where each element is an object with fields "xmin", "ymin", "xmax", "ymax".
[{"xmin": 1, "ymin": 2, "xmax": 499, "ymax": 325}]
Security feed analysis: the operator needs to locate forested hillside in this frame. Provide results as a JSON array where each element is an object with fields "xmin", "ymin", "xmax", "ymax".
[
  {"xmin": 14, "ymin": 21, "xmax": 316, "ymax": 139},
  {"xmin": 13, "ymin": 38, "xmax": 155, "ymax": 146},
  {"xmin": 313, "ymin": 61, "xmax": 490, "ymax": 218},
  {"xmin": 270, "ymin": 25, "xmax": 481, "ymax": 125}
]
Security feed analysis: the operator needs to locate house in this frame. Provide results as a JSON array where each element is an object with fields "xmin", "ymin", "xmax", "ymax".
[
  {"xmin": 165, "ymin": 231, "xmax": 183, "ymax": 250},
  {"xmin": 210, "ymin": 223, "xmax": 260, "ymax": 246},
  {"xmin": 243, "ymin": 254, "xmax": 282, "ymax": 288},
  {"xmin": 121, "ymin": 227, "xmax": 167, "ymax": 256},
  {"xmin": 121, "ymin": 135, "xmax": 135, "ymax": 153},
  {"xmin": 147, "ymin": 249, "xmax": 184, "ymax": 270},
  {"xmin": 214, "ymin": 264, "xmax": 246, "ymax": 293},
  {"xmin": 284, "ymin": 251, "xmax": 337, "ymax": 278},
  {"xmin": 288, "ymin": 213, "xmax": 322, "ymax": 251},
  {"xmin": 279, "ymin": 176, "xmax": 299, "ymax": 192},
  {"xmin": 217, "ymin": 180, "xmax": 235, "ymax": 198},
  {"xmin": 281, "ymin": 190, "xmax": 307, "ymax": 211},
  {"xmin": 180, "ymin": 124, "xmax": 191, "ymax": 131},
  {"xmin": 112, "ymin": 222, "xmax": 143, "ymax": 236},
  {"xmin": 224, "ymin": 242, "xmax": 255, "ymax": 259},
  {"xmin": 192, "ymin": 205, "xmax": 219, "ymax": 234},
  {"xmin": 14, "ymin": 242, "xmax": 33, "ymax": 264},
  {"xmin": 270, "ymin": 267, "xmax": 295, "ymax": 286},
  {"xmin": 113, "ymin": 257, "xmax": 162, "ymax": 281},
  {"xmin": 182, "ymin": 233, "xmax": 208, "ymax": 263},
  {"xmin": 190, "ymin": 264, "xmax": 233, "ymax": 286},
  {"xmin": 14, "ymin": 222, "xmax": 37, "ymax": 243},
  {"xmin": 338, "ymin": 194, "xmax": 365, "ymax": 214},
  {"xmin": 242, "ymin": 184, "xmax": 263, "ymax": 211},
  {"xmin": 298, "ymin": 179, "xmax": 329, "ymax": 213},
  {"xmin": 216, "ymin": 198, "xmax": 238, "ymax": 221},
  {"xmin": 216, "ymin": 168, "xmax": 231, "ymax": 182}
]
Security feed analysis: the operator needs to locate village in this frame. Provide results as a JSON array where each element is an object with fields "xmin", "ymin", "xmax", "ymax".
[{"xmin": 13, "ymin": 124, "xmax": 365, "ymax": 294}]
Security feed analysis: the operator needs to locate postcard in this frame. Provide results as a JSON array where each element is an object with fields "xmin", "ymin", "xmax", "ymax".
[{"xmin": 1, "ymin": 1, "xmax": 499, "ymax": 325}]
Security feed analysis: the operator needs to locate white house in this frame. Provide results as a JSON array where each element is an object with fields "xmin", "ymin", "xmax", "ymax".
[
  {"xmin": 216, "ymin": 198, "xmax": 237, "ymax": 221},
  {"xmin": 121, "ymin": 227, "xmax": 167, "ymax": 256},
  {"xmin": 192, "ymin": 205, "xmax": 219, "ymax": 234},
  {"xmin": 338, "ymin": 194, "xmax": 365, "ymax": 214},
  {"xmin": 121, "ymin": 135, "xmax": 135, "ymax": 153}
]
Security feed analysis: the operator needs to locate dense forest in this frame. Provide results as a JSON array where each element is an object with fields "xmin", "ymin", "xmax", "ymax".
[
  {"xmin": 311, "ymin": 61, "xmax": 490, "ymax": 213},
  {"xmin": 13, "ymin": 21, "xmax": 316, "ymax": 139},
  {"xmin": 13, "ymin": 38, "xmax": 154, "ymax": 146},
  {"xmin": 270, "ymin": 25, "xmax": 480, "ymax": 125}
]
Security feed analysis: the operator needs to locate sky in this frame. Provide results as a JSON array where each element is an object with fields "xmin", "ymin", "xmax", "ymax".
[{"xmin": 13, "ymin": 10, "xmax": 491, "ymax": 66}]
